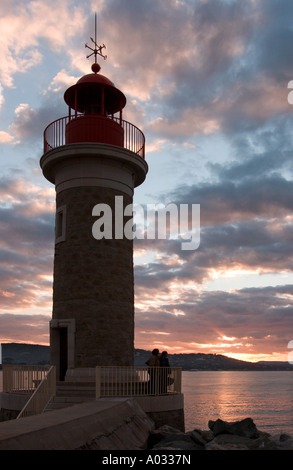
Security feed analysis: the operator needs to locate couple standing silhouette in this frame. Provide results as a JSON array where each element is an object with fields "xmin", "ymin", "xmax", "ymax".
[{"xmin": 145, "ymin": 349, "xmax": 170, "ymax": 394}]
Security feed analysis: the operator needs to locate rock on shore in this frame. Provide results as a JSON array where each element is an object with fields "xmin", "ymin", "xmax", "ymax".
[{"xmin": 148, "ymin": 417, "xmax": 293, "ymax": 450}]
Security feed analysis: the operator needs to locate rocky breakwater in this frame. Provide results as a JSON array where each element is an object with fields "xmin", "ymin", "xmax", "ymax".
[{"xmin": 149, "ymin": 417, "xmax": 293, "ymax": 450}]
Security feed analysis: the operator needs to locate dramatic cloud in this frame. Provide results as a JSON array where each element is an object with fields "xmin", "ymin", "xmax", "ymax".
[
  {"xmin": 0, "ymin": 131, "xmax": 14, "ymax": 144},
  {"xmin": 134, "ymin": 284, "xmax": 293, "ymax": 360},
  {"xmin": 0, "ymin": 0, "xmax": 86, "ymax": 87},
  {"xmin": 0, "ymin": 176, "xmax": 55, "ymax": 314},
  {"xmin": 92, "ymin": 0, "xmax": 293, "ymax": 142},
  {"xmin": 0, "ymin": 313, "xmax": 50, "ymax": 344}
]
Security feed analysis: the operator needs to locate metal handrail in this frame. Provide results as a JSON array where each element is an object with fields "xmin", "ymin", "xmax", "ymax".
[
  {"xmin": 96, "ymin": 366, "xmax": 182, "ymax": 398},
  {"xmin": 16, "ymin": 366, "xmax": 56, "ymax": 419},
  {"xmin": 44, "ymin": 115, "xmax": 145, "ymax": 159}
]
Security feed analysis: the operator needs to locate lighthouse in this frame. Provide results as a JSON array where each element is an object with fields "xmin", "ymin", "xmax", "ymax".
[{"xmin": 40, "ymin": 26, "xmax": 148, "ymax": 381}]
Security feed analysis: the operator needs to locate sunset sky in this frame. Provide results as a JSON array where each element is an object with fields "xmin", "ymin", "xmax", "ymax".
[{"xmin": 0, "ymin": 0, "xmax": 293, "ymax": 363}]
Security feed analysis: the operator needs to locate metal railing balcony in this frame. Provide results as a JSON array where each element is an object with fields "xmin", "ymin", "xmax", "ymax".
[
  {"xmin": 43, "ymin": 115, "xmax": 145, "ymax": 159},
  {"xmin": 2, "ymin": 365, "xmax": 51, "ymax": 394},
  {"xmin": 2, "ymin": 365, "xmax": 56, "ymax": 419},
  {"xmin": 96, "ymin": 366, "xmax": 182, "ymax": 398}
]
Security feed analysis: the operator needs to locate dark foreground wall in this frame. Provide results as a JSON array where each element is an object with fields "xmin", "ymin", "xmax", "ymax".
[{"xmin": 0, "ymin": 398, "xmax": 154, "ymax": 450}]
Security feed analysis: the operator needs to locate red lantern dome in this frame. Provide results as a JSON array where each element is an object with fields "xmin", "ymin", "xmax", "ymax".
[
  {"xmin": 64, "ymin": 63, "xmax": 126, "ymax": 116},
  {"xmin": 63, "ymin": 62, "xmax": 127, "ymax": 147}
]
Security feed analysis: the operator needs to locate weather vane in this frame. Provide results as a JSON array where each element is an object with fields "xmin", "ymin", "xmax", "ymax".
[{"xmin": 85, "ymin": 13, "xmax": 107, "ymax": 63}]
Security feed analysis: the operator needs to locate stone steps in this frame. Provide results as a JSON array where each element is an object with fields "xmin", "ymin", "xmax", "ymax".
[
  {"xmin": 45, "ymin": 396, "xmax": 95, "ymax": 411},
  {"xmin": 44, "ymin": 381, "xmax": 96, "ymax": 411}
]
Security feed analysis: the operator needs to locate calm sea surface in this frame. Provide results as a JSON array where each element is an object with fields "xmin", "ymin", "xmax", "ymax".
[
  {"xmin": 1, "ymin": 370, "xmax": 292, "ymax": 435},
  {"xmin": 183, "ymin": 370, "xmax": 293, "ymax": 435}
]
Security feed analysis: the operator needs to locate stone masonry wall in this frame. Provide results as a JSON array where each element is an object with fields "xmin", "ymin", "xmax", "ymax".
[{"xmin": 53, "ymin": 186, "xmax": 134, "ymax": 367}]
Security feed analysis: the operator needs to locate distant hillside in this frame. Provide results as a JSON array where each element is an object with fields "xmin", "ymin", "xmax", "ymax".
[
  {"xmin": 134, "ymin": 349, "xmax": 293, "ymax": 371},
  {"xmin": 1, "ymin": 343, "xmax": 293, "ymax": 371},
  {"xmin": 1, "ymin": 343, "xmax": 50, "ymax": 365}
]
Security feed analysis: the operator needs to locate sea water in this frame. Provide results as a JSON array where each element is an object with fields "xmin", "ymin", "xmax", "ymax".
[{"xmin": 183, "ymin": 370, "xmax": 293, "ymax": 435}]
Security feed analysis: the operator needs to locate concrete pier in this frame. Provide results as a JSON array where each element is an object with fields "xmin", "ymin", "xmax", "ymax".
[
  {"xmin": 0, "ymin": 391, "xmax": 184, "ymax": 449},
  {"xmin": 0, "ymin": 398, "xmax": 154, "ymax": 450}
]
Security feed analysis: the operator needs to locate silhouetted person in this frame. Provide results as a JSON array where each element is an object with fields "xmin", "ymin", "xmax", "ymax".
[
  {"xmin": 159, "ymin": 351, "xmax": 170, "ymax": 393},
  {"xmin": 146, "ymin": 349, "xmax": 160, "ymax": 394}
]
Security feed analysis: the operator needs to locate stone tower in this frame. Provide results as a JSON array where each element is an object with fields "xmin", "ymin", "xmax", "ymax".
[{"xmin": 40, "ymin": 31, "xmax": 148, "ymax": 381}]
